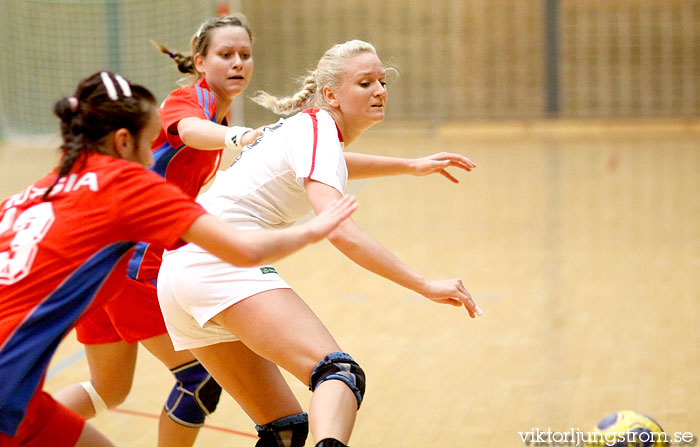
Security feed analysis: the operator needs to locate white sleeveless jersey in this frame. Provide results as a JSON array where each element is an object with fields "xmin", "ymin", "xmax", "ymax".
[{"xmin": 181, "ymin": 109, "xmax": 347, "ymax": 253}]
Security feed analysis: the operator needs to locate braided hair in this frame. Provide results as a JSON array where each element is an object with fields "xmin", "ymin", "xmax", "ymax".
[
  {"xmin": 44, "ymin": 71, "xmax": 156, "ymax": 199},
  {"xmin": 251, "ymin": 40, "xmax": 380, "ymax": 116},
  {"xmin": 152, "ymin": 13, "xmax": 252, "ymax": 81}
]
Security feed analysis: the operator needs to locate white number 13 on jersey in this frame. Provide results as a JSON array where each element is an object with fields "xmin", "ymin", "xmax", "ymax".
[{"xmin": 0, "ymin": 202, "xmax": 55, "ymax": 285}]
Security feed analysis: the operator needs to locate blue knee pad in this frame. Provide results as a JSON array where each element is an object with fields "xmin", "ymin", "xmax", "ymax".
[
  {"xmin": 255, "ymin": 412, "xmax": 308, "ymax": 447},
  {"xmin": 309, "ymin": 352, "xmax": 366, "ymax": 409},
  {"xmin": 164, "ymin": 360, "xmax": 222, "ymax": 427}
]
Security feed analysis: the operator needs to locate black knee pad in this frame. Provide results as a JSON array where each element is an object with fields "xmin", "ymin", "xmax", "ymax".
[
  {"xmin": 309, "ymin": 352, "xmax": 366, "ymax": 409},
  {"xmin": 255, "ymin": 412, "xmax": 308, "ymax": 447},
  {"xmin": 315, "ymin": 438, "xmax": 349, "ymax": 447},
  {"xmin": 164, "ymin": 360, "xmax": 222, "ymax": 427}
]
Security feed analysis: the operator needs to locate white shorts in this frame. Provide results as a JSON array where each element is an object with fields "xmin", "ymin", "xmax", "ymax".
[{"xmin": 157, "ymin": 249, "xmax": 291, "ymax": 351}]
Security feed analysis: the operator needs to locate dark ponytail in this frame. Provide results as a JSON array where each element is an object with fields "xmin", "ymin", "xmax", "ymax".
[
  {"xmin": 43, "ymin": 71, "xmax": 156, "ymax": 199},
  {"xmin": 53, "ymin": 96, "xmax": 88, "ymax": 179}
]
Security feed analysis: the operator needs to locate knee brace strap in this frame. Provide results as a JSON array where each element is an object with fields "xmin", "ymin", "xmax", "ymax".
[
  {"xmin": 315, "ymin": 438, "xmax": 349, "ymax": 447},
  {"xmin": 255, "ymin": 412, "xmax": 308, "ymax": 447},
  {"xmin": 164, "ymin": 360, "xmax": 222, "ymax": 427},
  {"xmin": 309, "ymin": 352, "xmax": 366, "ymax": 409},
  {"xmin": 80, "ymin": 381, "xmax": 108, "ymax": 416}
]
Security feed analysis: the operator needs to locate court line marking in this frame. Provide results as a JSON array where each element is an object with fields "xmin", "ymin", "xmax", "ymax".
[
  {"xmin": 47, "ymin": 349, "xmax": 257, "ymax": 439},
  {"xmin": 46, "ymin": 349, "xmax": 85, "ymax": 379},
  {"xmin": 111, "ymin": 408, "xmax": 258, "ymax": 438}
]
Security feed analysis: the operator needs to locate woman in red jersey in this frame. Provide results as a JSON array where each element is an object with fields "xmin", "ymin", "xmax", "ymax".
[
  {"xmin": 0, "ymin": 71, "xmax": 356, "ymax": 447},
  {"xmin": 53, "ymin": 14, "xmax": 264, "ymax": 447}
]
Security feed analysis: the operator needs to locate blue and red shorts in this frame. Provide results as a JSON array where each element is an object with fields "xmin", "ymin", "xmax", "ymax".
[{"xmin": 0, "ymin": 390, "xmax": 84, "ymax": 447}]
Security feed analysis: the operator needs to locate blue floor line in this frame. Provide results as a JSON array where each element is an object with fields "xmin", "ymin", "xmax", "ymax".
[{"xmin": 47, "ymin": 349, "xmax": 86, "ymax": 379}]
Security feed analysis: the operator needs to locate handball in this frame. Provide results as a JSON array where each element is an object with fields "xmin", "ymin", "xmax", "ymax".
[{"xmin": 587, "ymin": 410, "xmax": 668, "ymax": 447}]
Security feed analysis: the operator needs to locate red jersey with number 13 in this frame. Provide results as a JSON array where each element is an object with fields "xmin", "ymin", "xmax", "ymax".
[{"xmin": 0, "ymin": 153, "xmax": 205, "ymax": 436}]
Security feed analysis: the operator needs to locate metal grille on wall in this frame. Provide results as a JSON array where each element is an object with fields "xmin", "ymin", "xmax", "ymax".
[
  {"xmin": 0, "ymin": 0, "xmax": 214, "ymax": 135},
  {"xmin": 560, "ymin": 0, "xmax": 700, "ymax": 117},
  {"xmin": 242, "ymin": 0, "xmax": 546, "ymax": 125},
  {"xmin": 1, "ymin": 0, "xmax": 699, "ymax": 136},
  {"xmin": 242, "ymin": 0, "xmax": 700, "ymax": 126}
]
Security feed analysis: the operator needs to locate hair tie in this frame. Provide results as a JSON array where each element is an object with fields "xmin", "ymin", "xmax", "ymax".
[
  {"xmin": 68, "ymin": 97, "xmax": 79, "ymax": 112},
  {"xmin": 100, "ymin": 72, "xmax": 119, "ymax": 100},
  {"xmin": 168, "ymin": 51, "xmax": 177, "ymax": 59},
  {"xmin": 100, "ymin": 71, "xmax": 132, "ymax": 100},
  {"xmin": 114, "ymin": 74, "xmax": 132, "ymax": 97}
]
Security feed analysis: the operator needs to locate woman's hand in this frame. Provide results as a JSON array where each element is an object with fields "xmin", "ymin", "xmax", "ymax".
[
  {"xmin": 302, "ymin": 195, "xmax": 358, "ymax": 242},
  {"xmin": 240, "ymin": 126, "xmax": 265, "ymax": 146},
  {"xmin": 419, "ymin": 278, "xmax": 484, "ymax": 318},
  {"xmin": 409, "ymin": 152, "xmax": 476, "ymax": 183}
]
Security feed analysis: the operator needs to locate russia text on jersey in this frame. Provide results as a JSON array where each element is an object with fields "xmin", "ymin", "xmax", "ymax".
[{"xmin": 2, "ymin": 173, "xmax": 99, "ymax": 210}]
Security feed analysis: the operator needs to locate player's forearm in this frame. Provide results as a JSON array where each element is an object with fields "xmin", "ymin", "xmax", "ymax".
[
  {"xmin": 328, "ymin": 220, "xmax": 427, "ymax": 293},
  {"xmin": 177, "ymin": 117, "xmax": 228, "ymax": 151},
  {"xmin": 182, "ymin": 215, "xmax": 315, "ymax": 267},
  {"xmin": 237, "ymin": 226, "xmax": 316, "ymax": 265},
  {"xmin": 344, "ymin": 152, "xmax": 413, "ymax": 179}
]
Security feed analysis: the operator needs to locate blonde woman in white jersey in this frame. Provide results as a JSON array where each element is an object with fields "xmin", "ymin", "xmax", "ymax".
[{"xmin": 157, "ymin": 40, "xmax": 483, "ymax": 447}]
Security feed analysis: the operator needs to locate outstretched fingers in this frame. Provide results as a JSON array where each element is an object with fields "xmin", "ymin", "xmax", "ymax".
[
  {"xmin": 325, "ymin": 194, "xmax": 358, "ymax": 223},
  {"xmin": 425, "ymin": 279, "xmax": 484, "ymax": 319},
  {"xmin": 309, "ymin": 195, "xmax": 358, "ymax": 241},
  {"xmin": 435, "ymin": 152, "xmax": 476, "ymax": 172},
  {"xmin": 452, "ymin": 281, "xmax": 483, "ymax": 319},
  {"xmin": 439, "ymin": 168, "xmax": 460, "ymax": 183},
  {"xmin": 433, "ymin": 297, "xmax": 463, "ymax": 307},
  {"xmin": 418, "ymin": 152, "xmax": 476, "ymax": 183}
]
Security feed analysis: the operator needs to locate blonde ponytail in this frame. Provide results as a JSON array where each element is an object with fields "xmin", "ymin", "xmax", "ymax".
[
  {"xmin": 252, "ymin": 74, "xmax": 317, "ymax": 116},
  {"xmin": 252, "ymin": 40, "xmax": 379, "ymax": 116}
]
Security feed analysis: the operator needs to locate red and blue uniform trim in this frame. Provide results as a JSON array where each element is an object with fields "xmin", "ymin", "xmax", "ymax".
[
  {"xmin": 126, "ymin": 79, "xmax": 221, "ymax": 280},
  {"xmin": 0, "ymin": 241, "xmax": 134, "ymax": 436}
]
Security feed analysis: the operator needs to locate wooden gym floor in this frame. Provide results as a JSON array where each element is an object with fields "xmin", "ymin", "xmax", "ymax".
[{"xmin": 1, "ymin": 121, "xmax": 698, "ymax": 446}]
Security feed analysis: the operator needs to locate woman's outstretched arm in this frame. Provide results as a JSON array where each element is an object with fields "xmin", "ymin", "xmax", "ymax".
[
  {"xmin": 181, "ymin": 194, "xmax": 357, "ymax": 267},
  {"xmin": 305, "ymin": 179, "xmax": 482, "ymax": 318},
  {"xmin": 344, "ymin": 151, "xmax": 475, "ymax": 182}
]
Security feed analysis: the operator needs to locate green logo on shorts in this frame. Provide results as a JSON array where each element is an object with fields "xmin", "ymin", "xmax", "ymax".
[{"xmin": 260, "ymin": 266, "xmax": 278, "ymax": 274}]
